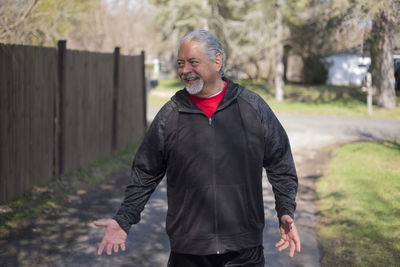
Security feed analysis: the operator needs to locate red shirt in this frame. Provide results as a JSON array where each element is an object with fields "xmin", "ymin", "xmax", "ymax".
[{"xmin": 189, "ymin": 81, "xmax": 227, "ymax": 118}]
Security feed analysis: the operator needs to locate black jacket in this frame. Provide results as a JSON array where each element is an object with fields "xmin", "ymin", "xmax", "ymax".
[{"xmin": 114, "ymin": 78, "xmax": 298, "ymax": 255}]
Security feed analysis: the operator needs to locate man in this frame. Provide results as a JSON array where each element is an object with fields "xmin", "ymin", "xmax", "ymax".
[{"xmin": 94, "ymin": 30, "xmax": 300, "ymax": 266}]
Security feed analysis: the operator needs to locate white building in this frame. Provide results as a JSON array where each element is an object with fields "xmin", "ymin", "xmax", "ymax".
[{"xmin": 323, "ymin": 53, "xmax": 371, "ymax": 86}]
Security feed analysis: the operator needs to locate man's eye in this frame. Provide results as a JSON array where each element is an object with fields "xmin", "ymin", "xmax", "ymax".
[
  {"xmin": 177, "ymin": 62, "xmax": 184, "ymax": 67},
  {"xmin": 190, "ymin": 61, "xmax": 199, "ymax": 66}
]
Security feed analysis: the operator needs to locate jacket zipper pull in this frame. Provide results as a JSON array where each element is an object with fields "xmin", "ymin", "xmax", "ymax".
[{"xmin": 209, "ymin": 117, "xmax": 212, "ymax": 126}]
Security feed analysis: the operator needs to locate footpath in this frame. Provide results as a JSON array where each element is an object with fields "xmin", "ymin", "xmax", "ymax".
[{"xmin": 1, "ymin": 114, "xmax": 399, "ymax": 267}]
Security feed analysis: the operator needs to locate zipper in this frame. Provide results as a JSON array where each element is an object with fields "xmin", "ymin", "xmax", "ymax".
[
  {"xmin": 179, "ymin": 109, "xmax": 222, "ymax": 253},
  {"xmin": 210, "ymin": 116, "xmax": 220, "ymax": 254}
]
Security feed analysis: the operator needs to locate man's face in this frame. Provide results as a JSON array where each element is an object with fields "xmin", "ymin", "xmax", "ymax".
[{"xmin": 177, "ymin": 40, "xmax": 221, "ymax": 95}]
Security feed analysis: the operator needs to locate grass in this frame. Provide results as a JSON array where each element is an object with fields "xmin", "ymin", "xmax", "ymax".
[
  {"xmin": 148, "ymin": 79, "xmax": 400, "ymax": 119},
  {"xmin": 316, "ymin": 140, "xmax": 400, "ymax": 266},
  {"xmin": 0, "ymin": 141, "xmax": 140, "ymax": 232}
]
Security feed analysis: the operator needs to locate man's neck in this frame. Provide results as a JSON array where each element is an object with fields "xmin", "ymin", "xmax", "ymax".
[{"xmin": 193, "ymin": 78, "xmax": 225, "ymax": 98}]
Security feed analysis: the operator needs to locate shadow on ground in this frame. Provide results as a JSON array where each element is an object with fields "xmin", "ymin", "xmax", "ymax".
[{"xmin": 0, "ymin": 172, "xmax": 170, "ymax": 267}]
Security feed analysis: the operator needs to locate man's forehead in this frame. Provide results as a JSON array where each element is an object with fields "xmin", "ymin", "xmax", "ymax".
[{"xmin": 178, "ymin": 40, "xmax": 207, "ymax": 59}]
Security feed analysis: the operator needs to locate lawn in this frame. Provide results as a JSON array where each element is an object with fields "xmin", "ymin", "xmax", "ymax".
[
  {"xmin": 148, "ymin": 79, "xmax": 400, "ymax": 119},
  {"xmin": 316, "ymin": 140, "xmax": 400, "ymax": 266}
]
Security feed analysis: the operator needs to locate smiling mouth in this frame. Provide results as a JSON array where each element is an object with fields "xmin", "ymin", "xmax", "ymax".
[
  {"xmin": 182, "ymin": 73, "xmax": 200, "ymax": 84},
  {"xmin": 185, "ymin": 77, "xmax": 199, "ymax": 84}
]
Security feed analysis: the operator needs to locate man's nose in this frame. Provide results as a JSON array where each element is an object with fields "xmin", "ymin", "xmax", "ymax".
[{"xmin": 181, "ymin": 64, "xmax": 192, "ymax": 74}]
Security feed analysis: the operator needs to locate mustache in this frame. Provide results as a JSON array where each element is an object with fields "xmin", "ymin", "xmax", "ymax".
[{"xmin": 181, "ymin": 72, "xmax": 200, "ymax": 80}]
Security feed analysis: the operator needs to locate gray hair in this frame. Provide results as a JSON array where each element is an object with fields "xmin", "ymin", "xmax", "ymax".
[{"xmin": 178, "ymin": 30, "xmax": 225, "ymax": 77}]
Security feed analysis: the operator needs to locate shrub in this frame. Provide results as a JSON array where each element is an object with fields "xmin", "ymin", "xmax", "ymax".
[{"xmin": 303, "ymin": 56, "xmax": 328, "ymax": 84}]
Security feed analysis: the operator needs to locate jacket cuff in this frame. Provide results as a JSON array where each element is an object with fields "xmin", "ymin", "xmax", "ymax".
[
  {"xmin": 113, "ymin": 216, "xmax": 132, "ymax": 235},
  {"xmin": 277, "ymin": 208, "xmax": 294, "ymax": 225}
]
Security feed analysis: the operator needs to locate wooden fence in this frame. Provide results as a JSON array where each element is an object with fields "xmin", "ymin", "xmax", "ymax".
[{"xmin": 0, "ymin": 41, "xmax": 146, "ymax": 203}]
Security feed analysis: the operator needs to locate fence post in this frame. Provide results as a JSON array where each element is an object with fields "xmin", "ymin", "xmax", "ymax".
[
  {"xmin": 141, "ymin": 51, "xmax": 147, "ymax": 130},
  {"xmin": 112, "ymin": 47, "xmax": 120, "ymax": 154},
  {"xmin": 56, "ymin": 40, "xmax": 66, "ymax": 175}
]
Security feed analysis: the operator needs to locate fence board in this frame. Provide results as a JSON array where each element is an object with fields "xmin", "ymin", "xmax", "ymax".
[
  {"xmin": 0, "ymin": 44, "xmax": 57, "ymax": 202},
  {"xmin": 62, "ymin": 50, "xmax": 114, "ymax": 173},
  {"xmin": 116, "ymin": 55, "xmax": 146, "ymax": 149}
]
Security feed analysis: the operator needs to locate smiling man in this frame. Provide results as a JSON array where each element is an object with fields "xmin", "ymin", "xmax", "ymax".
[
  {"xmin": 94, "ymin": 30, "xmax": 300, "ymax": 267},
  {"xmin": 177, "ymin": 38, "xmax": 224, "ymax": 97}
]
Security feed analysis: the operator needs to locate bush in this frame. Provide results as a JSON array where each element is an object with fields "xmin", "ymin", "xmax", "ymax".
[{"xmin": 303, "ymin": 57, "xmax": 328, "ymax": 84}]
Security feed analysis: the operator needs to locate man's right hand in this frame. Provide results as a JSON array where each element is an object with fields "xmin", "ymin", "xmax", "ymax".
[{"xmin": 94, "ymin": 219, "xmax": 127, "ymax": 255}]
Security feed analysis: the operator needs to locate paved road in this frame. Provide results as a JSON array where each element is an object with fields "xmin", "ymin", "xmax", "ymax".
[{"xmin": 1, "ymin": 113, "xmax": 399, "ymax": 267}]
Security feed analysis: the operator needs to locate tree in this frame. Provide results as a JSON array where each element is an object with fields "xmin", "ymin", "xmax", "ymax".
[
  {"xmin": 68, "ymin": 0, "xmax": 159, "ymax": 54},
  {"xmin": 0, "ymin": 0, "xmax": 99, "ymax": 46},
  {"xmin": 367, "ymin": 2, "xmax": 398, "ymax": 108},
  {"xmin": 0, "ymin": 0, "xmax": 41, "ymax": 44},
  {"xmin": 0, "ymin": 0, "xmax": 162, "ymax": 56},
  {"xmin": 274, "ymin": 0, "xmax": 284, "ymax": 102}
]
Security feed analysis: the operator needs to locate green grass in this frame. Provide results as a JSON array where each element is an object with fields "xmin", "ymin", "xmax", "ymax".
[
  {"xmin": 316, "ymin": 140, "xmax": 400, "ymax": 266},
  {"xmin": 0, "ymin": 141, "xmax": 140, "ymax": 232},
  {"xmin": 148, "ymin": 79, "xmax": 400, "ymax": 119}
]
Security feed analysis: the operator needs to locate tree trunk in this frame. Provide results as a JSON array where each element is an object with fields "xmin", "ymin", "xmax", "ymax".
[
  {"xmin": 369, "ymin": 10, "xmax": 397, "ymax": 108},
  {"xmin": 202, "ymin": 0, "xmax": 209, "ymax": 30},
  {"xmin": 251, "ymin": 57, "xmax": 260, "ymax": 80},
  {"xmin": 274, "ymin": 0, "xmax": 284, "ymax": 102}
]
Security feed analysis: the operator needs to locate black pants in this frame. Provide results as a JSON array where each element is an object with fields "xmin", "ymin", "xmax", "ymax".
[{"xmin": 167, "ymin": 246, "xmax": 265, "ymax": 267}]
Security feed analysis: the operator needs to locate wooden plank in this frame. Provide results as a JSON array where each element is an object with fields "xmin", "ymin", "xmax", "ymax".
[
  {"xmin": 112, "ymin": 47, "xmax": 120, "ymax": 153},
  {"xmin": 117, "ymin": 55, "xmax": 131, "ymax": 149},
  {"xmin": 116, "ymin": 54, "xmax": 146, "ymax": 150},
  {"xmin": 141, "ymin": 51, "xmax": 147, "ymax": 131},
  {"xmin": 34, "ymin": 46, "xmax": 56, "ymax": 185},
  {"xmin": 63, "ymin": 50, "xmax": 80, "ymax": 172},
  {"xmin": 56, "ymin": 40, "xmax": 66, "ymax": 175},
  {"xmin": 62, "ymin": 50, "xmax": 114, "ymax": 172},
  {"xmin": 0, "ymin": 44, "xmax": 9, "ymax": 202},
  {"xmin": 15, "ymin": 45, "xmax": 25, "ymax": 199}
]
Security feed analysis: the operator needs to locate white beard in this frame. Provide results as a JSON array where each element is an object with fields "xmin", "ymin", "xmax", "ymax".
[{"xmin": 184, "ymin": 77, "xmax": 204, "ymax": 95}]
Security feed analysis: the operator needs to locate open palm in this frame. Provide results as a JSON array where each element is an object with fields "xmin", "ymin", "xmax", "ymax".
[{"xmin": 94, "ymin": 219, "xmax": 127, "ymax": 255}]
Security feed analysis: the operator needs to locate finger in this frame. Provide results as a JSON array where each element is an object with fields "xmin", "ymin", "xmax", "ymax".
[
  {"xmin": 113, "ymin": 244, "xmax": 119, "ymax": 253},
  {"xmin": 290, "ymin": 226, "xmax": 301, "ymax": 253},
  {"xmin": 275, "ymin": 239, "xmax": 285, "ymax": 247},
  {"xmin": 295, "ymin": 236, "xmax": 301, "ymax": 252},
  {"xmin": 278, "ymin": 241, "xmax": 289, "ymax": 252},
  {"xmin": 94, "ymin": 220, "xmax": 109, "ymax": 227},
  {"xmin": 106, "ymin": 243, "xmax": 113, "ymax": 255},
  {"xmin": 97, "ymin": 241, "xmax": 106, "ymax": 255},
  {"xmin": 120, "ymin": 243, "xmax": 126, "ymax": 251},
  {"xmin": 289, "ymin": 240, "xmax": 295, "ymax": 258}
]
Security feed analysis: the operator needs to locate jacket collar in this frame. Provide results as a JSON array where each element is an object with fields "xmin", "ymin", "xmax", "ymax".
[{"xmin": 171, "ymin": 77, "xmax": 243, "ymax": 113}]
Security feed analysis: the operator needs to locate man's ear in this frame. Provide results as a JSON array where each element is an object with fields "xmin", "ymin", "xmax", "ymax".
[{"xmin": 215, "ymin": 53, "xmax": 222, "ymax": 73}]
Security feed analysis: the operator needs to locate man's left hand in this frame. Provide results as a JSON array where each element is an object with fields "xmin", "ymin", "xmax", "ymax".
[{"xmin": 275, "ymin": 215, "xmax": 301, "ymax": 258}]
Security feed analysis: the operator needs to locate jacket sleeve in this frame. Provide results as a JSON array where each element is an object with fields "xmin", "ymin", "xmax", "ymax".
[
  {"xmin": 113, "ymin": 102, "xmax": 174, "ymax": 234},
  {"xmin": 258, "ymin": 98, "xmax": 298, "ymax": 221}
]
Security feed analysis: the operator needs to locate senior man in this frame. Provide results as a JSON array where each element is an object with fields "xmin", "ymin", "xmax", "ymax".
[{"xmin": 94, "ymin": 30, "xmax": 300, "ymax": 266}]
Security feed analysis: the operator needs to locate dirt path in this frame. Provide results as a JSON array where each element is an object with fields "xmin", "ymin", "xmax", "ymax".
[{"xmin": 1, "ymin": 114, "xmax": 399, "ymax": 267}]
